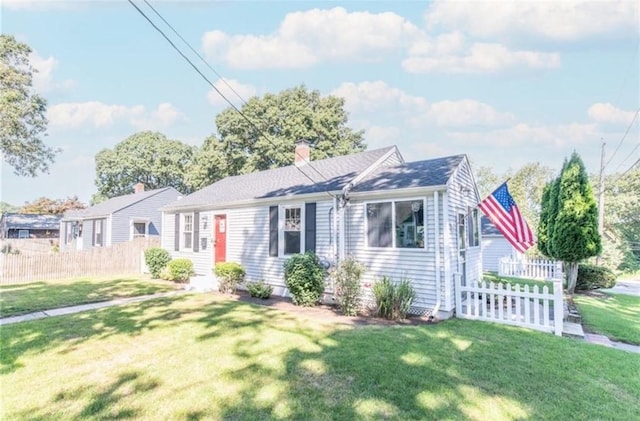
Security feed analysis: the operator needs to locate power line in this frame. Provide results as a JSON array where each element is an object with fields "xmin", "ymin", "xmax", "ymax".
[
  {"xmin": 612, "ymin": 142, "xmax": 640, "ymax": 173},
  {"xmin": 130, "ymin": 0, "xmax": 335, "ymax": 193},
  {"xmin": 603, "ymin": 109, "xmax": 640, "ymax": 170},
  {"xmin": 608, "ymin": 157, "xmax": 640, "ymax": 187}
]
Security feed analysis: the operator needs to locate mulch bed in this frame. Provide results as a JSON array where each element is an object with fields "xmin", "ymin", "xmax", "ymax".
[{"xmin": 225, "ymin": 290, "xmax": 439, "ymax": 327}]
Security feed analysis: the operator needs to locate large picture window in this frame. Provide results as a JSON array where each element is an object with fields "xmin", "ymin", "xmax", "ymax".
[
  {"xmin": 183, "ymin": 214, "xmax": 193, "ymax": 249},
  {"xmin": 284, "ymin": 206, "xmax": 302, "ymax": 255},
  {"xmin": 366, "ymin": 200, "xmax": 425, "ymax": 249}
]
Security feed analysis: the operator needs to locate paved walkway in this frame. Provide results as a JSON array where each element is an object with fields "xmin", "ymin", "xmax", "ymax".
[
  {"xmin": 0, "ymin": 290, "xmax": 187, "ymax": 326},
  {"xmin": 600, "ymin": 279, "xmax": 640, "ymax": 297}
]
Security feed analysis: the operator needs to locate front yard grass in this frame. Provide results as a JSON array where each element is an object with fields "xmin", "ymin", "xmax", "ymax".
[
  {"xmin": 574, "ymin": 292, "xmax": 640, "ymax": 345},
  {"xmin": 483, "ymin": 272, "xmax": 555, "ymax": 292},
  {"xmin": 0, "ymin": 276, "xmax": 178, "ymax": 318},
  {"xmin": 1, "ymin": 293, "xmax": 638, "ymax": 420}
]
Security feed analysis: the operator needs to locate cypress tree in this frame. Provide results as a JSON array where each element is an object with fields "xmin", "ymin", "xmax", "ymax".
[
  {"xmin": 537, "ymin": 182, "xmax": 552, "ymax": 257},
  {"xmin": 550, "ymin": 152, "xmax": 602, "ymax": 293}
]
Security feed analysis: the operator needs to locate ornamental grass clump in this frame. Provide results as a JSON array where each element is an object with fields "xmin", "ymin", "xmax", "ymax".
[
  {"xmin": 372, "ymin": 276, "xmax": 416, "ymax": 320},
  {"xmin": 246, "ymin": 281, "xmax": 273, "ymax": 299},
  {"xmin": 329, "ymin": 256, "xmax": 366, "ymax": 316},
  {"xmin": 283, "ymin": 252, "xmax": 325, "ymax": 306}
]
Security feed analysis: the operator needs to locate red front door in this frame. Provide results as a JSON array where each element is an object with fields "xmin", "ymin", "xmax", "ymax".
[{"xmin": 214, "ymin": 215, "xmax": 227, "ymax": 264}]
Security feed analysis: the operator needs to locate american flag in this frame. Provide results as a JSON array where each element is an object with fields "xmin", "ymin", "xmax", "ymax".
[{"xmin": 479, "ymin": 183, "xmax": 535, "ymax": 253}]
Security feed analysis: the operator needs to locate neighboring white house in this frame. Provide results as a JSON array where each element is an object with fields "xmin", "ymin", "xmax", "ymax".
[
  {"xmin": 60, "ymin": 184, "xmax": 181, "ymax": 251},
  {"xmin": 160, "ymin": 141, "xmax": 482, "ymax": 319},
  {"xmin": 480, "ymin": 215, "xmax": 522, "ymax": 272}
]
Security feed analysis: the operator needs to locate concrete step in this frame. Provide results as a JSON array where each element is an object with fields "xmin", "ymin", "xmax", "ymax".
[{"xmin": 562, "ymin": 321, "xmax": 585, "ymax": 339}]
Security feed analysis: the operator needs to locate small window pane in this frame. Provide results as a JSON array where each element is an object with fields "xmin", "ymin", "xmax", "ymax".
[
  {"xmin": 284, "ymin": 231, "xmax": 301, "ymax": 254},
  {"xmin": 284, "ymin": 207, "xmax": 302, "ymax": 254},
  {"xmin": 367, "ymin": 202, "xmax": 392, "ymax": 247},
  {"xmin": 395, "ymin": 201, "xmax": 424, "ymax": 248},
  {"xmin": 458, "ymin": 214, "xmax": 466, "ymax": 250},
  {"xmin": 133, "ymin": 222, "xmax": 146, "ymax": 238},
  {"xmin": 183, "ymin": 215, "xmax": 193, "ymax": 249}
]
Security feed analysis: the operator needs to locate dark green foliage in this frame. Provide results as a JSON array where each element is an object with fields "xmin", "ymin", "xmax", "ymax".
[
  {"xmin": 246, "ymin": 281, "xmax": 273, "ymax": 299},
  {"xmin": 546, "ymin": 175, "xmax": 562, "ymax": 257},
  {"xmin": 537, "ymin": 182, "xmax": 552, "ymax": 257},
  {"xmin": 576, "ymin": 264, "xmax": 617, "ymax": 291},
  {"xmin": 214, "ymin": 262, "xmax": 245, "ymax": 293},
  {"xmin": 144, "ymin": 247, "xmax": 172, "ymax": 278},
  {"xmin": 164, "ymin": 258, "xmax": 194, "ymax": 283},
  {"xmin": 283, "ymin": 252, "xmax": 325, "ymax": 306},
  {"xmin": 329, "ymin": 256, "xmax": 366, "ymax": 316},
  {"xmin": 372, "ymin": 276, "xmax": 416, "ymax": 320}
]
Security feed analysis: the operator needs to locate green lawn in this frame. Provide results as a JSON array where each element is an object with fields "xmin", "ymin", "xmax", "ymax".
[
  {"xmin": 0, "ymin": 276, "xmax": 178, "ymax": 318},
  {"xmin": 574, "ymin": 292, "xmax": 640, "ymax": 345},
  {"xmin": 1, "ymin": 293, "xmax": 638, "ymax": 420}
]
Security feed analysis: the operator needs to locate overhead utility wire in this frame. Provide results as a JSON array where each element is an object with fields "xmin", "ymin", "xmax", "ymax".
[
  {"xmin": 136, "ymin": 0, "xmax": 334, "ymax": 189},
  {"xmin": 128, "ymin": 0, "xmax": 328, "ymax": 191},
  {"xmin": 603, "ymin": 109, "xmax": 640, "ymax": 170},
  {"xmin": 611, "ymin": 142, "xmax": 639, "ymax": 173}
]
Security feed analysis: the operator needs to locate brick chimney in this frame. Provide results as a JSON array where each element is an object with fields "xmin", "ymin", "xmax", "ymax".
[
  {"xmin": 294, "ymin": 139, "xmax": 310, "ymax": 167},
  {"xmin": 134, "ymin": 182, "xmax": 145, "ymax": 194}
]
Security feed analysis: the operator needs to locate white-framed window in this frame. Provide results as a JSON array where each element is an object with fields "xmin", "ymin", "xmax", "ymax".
[
  {"xmin": 468, "ymin": 208, "xmax": 480, "ymax": 247},
  {"xmin": 281, "ymin": 205, "xmax": 304, "ymax": 255},
  {"xmin": 94, "ymin": 220, "xmax": 103, "ymax": 247},
  {"xmin": 183, "ymin": 214, "xmax": 193, "ymax": 249},
  {"xmin": 457, "ymin": 213, "xmax": 467, "ymax": 251},
  {"xmin": 18, "ymin": 230, "xmax": 29, "ymax": 239},
  {"xmin": 365, "ymin": 199, "xmax": 425, "ymax": 249},
  {"xmin": 130, "ymin": 219, "xmax": 149, "ymax": 240}
]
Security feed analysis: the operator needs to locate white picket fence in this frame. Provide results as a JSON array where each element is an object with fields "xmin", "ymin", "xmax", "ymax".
[
  {"xmin": 499, "ymin": 256, "xmax": 563, "ymax": 281},
  {"xmin": 455, "ymin": 274, "xmax": 564, "ymax": 336}
]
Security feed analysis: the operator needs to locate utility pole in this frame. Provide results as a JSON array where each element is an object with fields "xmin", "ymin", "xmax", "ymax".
[{"xmin": 596, "ymin": 141, "xmax": 605, "ymax": 265}]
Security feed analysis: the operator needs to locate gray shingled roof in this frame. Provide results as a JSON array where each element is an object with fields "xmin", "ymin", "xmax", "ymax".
[
  {"xmin": 481, "ymin": 215, "xmax": 502, "ymax": 236},
  {"xmin": 2, "ymin": 213, "xmax": 62, "ymax": 230},
  {"xmin": 353, "ymin": 155, "xmax": 466, "ymax": 192},
  {"xmin": 64, "ymin": 187, "xmax": 177, "ymax": 219},
  {"xmin": 164, "ymin": 147, "xmax": 397, "ymax": 210}
]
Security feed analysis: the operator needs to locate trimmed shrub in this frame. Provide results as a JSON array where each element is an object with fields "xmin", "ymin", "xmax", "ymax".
[
  {"xmin": 165, "ymin": 258, "xmax": 195, "ymax": 283},
  {"xmin": 576, "ymin": 264, "xmax": 616, "ymax": 291},
  {"xmin": 214, "ymin": 262, "xmax": 245, "ymax": 293},
  {"xmin": 145, "ymin": 247, "xmax": 171, "ymax": 278},
  {"xmin": 283, "ymin": 252, "xmax": 325, "ymax": 306},
  {"xmin": 247, "ymin": 281, "xmax": 273, "ymax": 299},
  {"xmin": 329, "ymin": 256, "xmax": 366, "ymax": 316},
  {"xmin": 372, "ymin": 276, "xmax": 416, "ymax": 320}
]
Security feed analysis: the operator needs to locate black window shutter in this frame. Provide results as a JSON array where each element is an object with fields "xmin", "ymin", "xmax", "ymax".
[
  {"xmin": 174, "ymin": 214, "xmax": 180, "ymax": 251},
  {"xmin": 92, "ymin": 220, "xmax": 96, "ymax": 246},
  {"xmin": 305, "ymin": 202, "xmax": 316, "ymax": 253},
  {"xmin": 193, "ymin": 212, "xmax": 200, "ymax": 252},
  {"xmin": 269, "ymin": 206, "xmax": 278, "ymax": 257}
]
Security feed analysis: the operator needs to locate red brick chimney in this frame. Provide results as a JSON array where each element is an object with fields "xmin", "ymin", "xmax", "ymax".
[
  {"xmin": 134, "ymin": 182, "xmax": 145, "ymax": 194},
  {"xmin": 294, "ymin": 139, "xmax": 310, "ymax": 167}
]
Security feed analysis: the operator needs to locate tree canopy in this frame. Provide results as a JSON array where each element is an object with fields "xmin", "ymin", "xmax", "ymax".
[
  {"xmin": 0, "ymin": 34, "xmax": 58, "ymax": 176},
  {"xmin": 188, "ymin": 85, "xmax": 365, "ymax": 190},
  {"xmin": 95, "ymin": 131, "xmax": 194, "ymax": 199},
  {"xmin": 538, "ymin": 152, "xmax": 601, "ymax": 293},
  {"xmin": 20, "ymin": 196, "xmax": 86, "ymax": 215}
]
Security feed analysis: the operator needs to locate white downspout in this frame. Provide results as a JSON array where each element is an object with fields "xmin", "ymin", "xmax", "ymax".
[
  {"xmin": 433, "ymin": 191, "xmax": 441, "ymax": 317},
  {"xmin": 332, "ymin": 196, "xmax": 339, "ymax": 263},
  {"xmin": 338, "ymin": 203, "xmax": 346, "ymax": 261}
]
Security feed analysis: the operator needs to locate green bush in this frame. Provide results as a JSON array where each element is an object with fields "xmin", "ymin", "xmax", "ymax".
[
  {"xmin": 246, "ymin": 281, "xmax": 273, "ymax": 299},
  {"xmin": 329, "ymin": 256, "xmax": 366, "ymax": 316},
  {"xmin": 164, "ymin": 258, "xmax": 195, "ymax": 283},
  {"xmin": 145, "ymin": 247, "xmax": 172, "ymax": 278},
  {"xmin": 214, "ymin": 262, "xmax": 245, "ymax": 293},
  {"xmin": 576, "ymin": 264, "xmax": 616, "ymax": 291},
  {"xmin": 283, "ymin": 252, "xmax": 325, "ymax": 306},
  {"xmin": 372, "ymin": 276, "xmax": 416, "ymax": 320}
]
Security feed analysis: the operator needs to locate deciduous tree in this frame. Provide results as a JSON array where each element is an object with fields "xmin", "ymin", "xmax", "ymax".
[
  {"xmin": 0, "ymin": 35, "xmax": 58, "ymax": 176},
  {"xmin": 20, "ymin": 196, "xmax": 86, "ymax": 215}
]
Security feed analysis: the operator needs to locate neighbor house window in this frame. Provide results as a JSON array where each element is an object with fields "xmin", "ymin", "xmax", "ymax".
[
  {"xmin": 283, "ymin": 206, "xmax": 302, "ymax": 255},
  {"xmin": 183, "ymin": 214, "xmax": 193, "ymax": 249},
  {"xmin": 94, "ymin": 221, "xmax": 103, "ymax": 246},
  {"xmin": 131, "ymin": 219, "xmax": 149, "ymax": 239},
  {"xmin": 18, "ymin": 230, "xmax": 29, "ymax": 239},
  {"xmin": 366, "ymin": 199, "xmax": 425, "ymax": 249}
]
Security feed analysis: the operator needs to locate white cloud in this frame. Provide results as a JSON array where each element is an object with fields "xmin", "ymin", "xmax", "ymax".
[
  {"xmin": 427, "ymin": 99, "xmax": 516, "ymax": 127},
  {"xmin": 207, "ymin": 79, "xmax": 257, "ymax": 108},
  {"xmin": 403, "ymin": 41, "xmax": 561, "ymax": 74},
  {"xmin": 587, "ymin": 103, "xmax": 637, "ymax": 125},
  {"xmin": 332, "ymin": 81, "xmax": 427, "ymax": 113},
  {"xmin": 425, "ymin": 0, "xmax": 638, "ymax": 42},
  {"xmin": 2, "ymin": 0, "xmax": 71, "ymax": 10},
  {"xmin": 30, "ymin": 51, "xmax": 75, "ymax": 92},
  {"xmin": 202, "ymin": 7, "xmax": 421, "ymax": 69},
  {"xmin": 47, "ymin": 101, "xmax": 186, "ymax": 130}
]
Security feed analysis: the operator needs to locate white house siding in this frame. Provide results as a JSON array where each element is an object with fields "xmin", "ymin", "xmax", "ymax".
[
  {"xmin": 482, "ymin": 236, "xmax": 520, "ymax": 272},
  {"xmin": 162, "ymin": 211, "xmax": 213, "ymax": 276},
  {"xmin": 343, "ymin": 193, "xmax": 440, "ymax": 315},
  {"xmin": 444, "ymin": 159, "xmax": 483, "ymax": 315}
]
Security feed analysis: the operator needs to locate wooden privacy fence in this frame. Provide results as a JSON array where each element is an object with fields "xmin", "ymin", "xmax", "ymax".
[
  {"xmin": 0, "ymin": 237, "xmax": 160, "ymax": 284},
  {"xmin": 0, "ymin": 238, "xmax": 57, "ymax": 255},
  {"xmin": 455, "ymin": 274, "xmax": 564, "ymax": 336},
  {"xmin": 499, "ymin": 256, "xmax": 563, "ymax": 281}
]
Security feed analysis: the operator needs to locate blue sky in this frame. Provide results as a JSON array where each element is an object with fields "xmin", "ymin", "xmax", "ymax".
[{"xmin": 2, "ymin": 0, "xmax": 638, "ymax": 206}]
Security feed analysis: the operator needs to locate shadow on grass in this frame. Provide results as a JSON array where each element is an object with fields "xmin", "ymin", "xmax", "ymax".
[{"xmin": 0, "ymin": 277, "xmax": 177, "ymax": 317}]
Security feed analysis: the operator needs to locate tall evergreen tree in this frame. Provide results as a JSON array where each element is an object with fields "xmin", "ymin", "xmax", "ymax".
[
  {"xmin": 537, "ymin": 182, "xmax": 552, "ymax": 256},
  {"xmin": 549, "ymin": 152, "xmax": 602, "ymax": 293}
]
